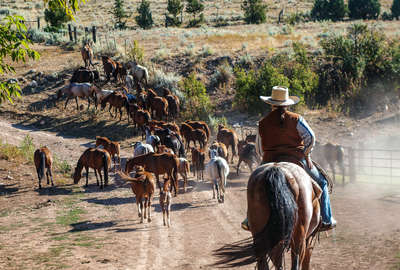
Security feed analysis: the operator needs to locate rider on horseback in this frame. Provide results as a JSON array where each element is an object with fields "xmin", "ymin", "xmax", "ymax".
[{"xmin": 241, "ymin": 86, "xmax": 337, "ymax": 232}]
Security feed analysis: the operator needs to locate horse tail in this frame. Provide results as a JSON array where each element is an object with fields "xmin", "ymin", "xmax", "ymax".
[
  {"xmin": 172, "ymin": 158, "xmax": 179, "ymax": 193},
  {"xmin": 176, "ymin": 134, "xmax": 185, "ymax": 158},
  {"xmin": 254, "ymin": 166, "xmax": 297, "ymax": 258},
  {"xmin": 144, "ymin": 68, "xmax": 149, "ymax": 86},
  {"xmin": 215, "ymin": 159, "xmax": 222, "ymax": 186},
  {"xmin": 38, "ymin": 151, "xmax": 46, "ymax": 181},
  {"xmin": 212, "ymin": 166, "xmax": 297, "ymax": 268},
  {"xmin": 103, "ymin": 152, "xmax": 109, "ymax": 186}
]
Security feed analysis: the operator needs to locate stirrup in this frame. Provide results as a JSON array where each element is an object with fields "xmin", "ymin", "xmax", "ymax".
[{"xmin": 241, "ymin": 219, "xmax": 250, "ymax": 231}]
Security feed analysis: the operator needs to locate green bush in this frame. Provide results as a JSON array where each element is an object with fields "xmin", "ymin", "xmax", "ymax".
[
  {"xmin": 127, "ymin": 40, "xmax": 144, "ymax": 64},
  {"xmin": 392, "ymin": 0, "xmax": 400, "ymax": 19},
  {"xmin": 348, "ymin": 0, "xmax": 380, "ymax": 19},
  {"xmin": 111, "ymin": 0, "xmax": 130, "ymax": 29},
  {"xmin": 44, "ymin": 0, "xmax": 72, "ymax": 31},
  {"xmin": 135, "ymin": 0, "xmax": 153, "ymax": 29},
  {"xmin": 179, "ymin": 72, "xmax": 212, "ymax": 120},
  {"xmin": 234, "ymin": 63, "xmax": 289, "ymax": 114},
  {"xmin": 311, "ymin": 0, "xmax": 347, "ymax": 21},
  {"xmin": 241, "ymin": 0, "xmax": 267, "ymax": 24}
]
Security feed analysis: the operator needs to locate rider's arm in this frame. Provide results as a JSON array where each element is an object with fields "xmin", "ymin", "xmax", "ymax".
[{"xmin": 296, "ymin": 116, "xmax": 315, "ymax": 156}]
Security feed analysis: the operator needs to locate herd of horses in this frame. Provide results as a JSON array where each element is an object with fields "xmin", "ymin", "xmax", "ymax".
[{"xmin": 32, "ymin": 42, "xmax": 347, "ymax": 269}]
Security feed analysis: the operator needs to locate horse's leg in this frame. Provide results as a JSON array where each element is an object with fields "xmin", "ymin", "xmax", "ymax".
[
  {"xmin": 213, "ymin": 180, "xmax": 217, "ymax": 200},
  {"xmin": 75, "ymin": 97, "xmax": 79, "ymax": 111},
  {"xmin": 291, "ymin": 233, "xmax": 306, "ymax": 270},
  {"xmin": 147, "ymin": 196, "xmax": 152, "ymax": 222},
  {"xmin": 99, "ymin": 169, "xmax": 104, "ymax": 189},
  {"xmin": 301, "ymin": 239, "xmax": 314, "ymax": 270},
  {"xmin": 119, "ymin": 108, "xmax": 122, "ymax": 121},
  {"xmin": 329, "ymin": 162, "xmax": 336, "ymax": 184},
  {"xmin": 36, "ymin": 168, "xmax": 42, "ymax": 189},
  {"xmin": 256, "ymin": 258, "xmax": 269, "ymax": 270},
  {"xmin": 167, "ymin": 199, "xmax": 171, "ymax": 227},
  {"xmin": 139, "ymin": 199, "xmax": 144, "ymax": 223},
  {"xmin": 109, "ymin": 106, "xmax": 113, "ymax": 118},
  {"xmin": 64, "ymin": 97, "xmax": 70, "ymax": 109},
  {"xmin": 340, "ymin": 160, "xmax": 345, "ymax": 185},
  {"xmin": 183, "ymin": 172, "xmax": 187, "ymax": 193},
  {"xmin": 85, "ymin": 166, "xmax": 89, "ymax": 187},
  {"xmin": 48, "ymin": 167, "xmax": 54, "ymax": 186},
  {"xmin": 236, "ymin": 158, "xmax": 242, "ymax": 175},
  {"xmin": 156, "ymin": 175, "xmax": 162, "ymax": 193},
  {"xmin": 94, "ymin": 169, "xmax": 99, "ymax": 186},
  {"xmin": 46, "ymin": 169, "xmax": 50, "ymax": 185}
]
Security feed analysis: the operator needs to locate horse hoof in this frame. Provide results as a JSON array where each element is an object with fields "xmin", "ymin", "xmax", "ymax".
[{"xmin": 148, "ymin": 218, "xmax": 152, "ymax": 222}]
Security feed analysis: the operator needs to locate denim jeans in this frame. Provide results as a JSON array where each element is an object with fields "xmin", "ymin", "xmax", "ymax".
[{"xmin": 299, "ymin": 158, "xmax": 333, "ymax": 224}]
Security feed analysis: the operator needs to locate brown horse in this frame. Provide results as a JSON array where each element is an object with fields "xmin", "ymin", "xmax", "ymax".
[
  {"xmin": 81, "ymin": 43, "xmax": 94, "ymax": 68},
  {"xmin": 95, "ymin": 136, "xmax": 121, "ymax": 172},
  {"xmin": 191, "ymin": 147, "xmax": 205, "ymax": 181},
  {"xmin": 160, "ymin": 177, "xmax": 172, "ymax": 227},
  {"xmin": 151, "ymin": 96, "xmax": 169, "ymax": 121},
  {"xmin": 114, "ymin": 61, "xmax": 127, "ymax": 84},
  {"xmin": 125, "ymin": 152, "xmax": 179, "ymax": 196},
  {"xmin": 100, "ymin": 91, "xmax": 129, "ymax": 121},
  {"xmin": 236, "ymin": 140, "xmax": 260, "ymax": 175},
  {"xmin": 214, "ymin": 162, "xmax": 322, "ymax": 270},
  {"xmin": 209, "ymin": 141, "xmax": 228, "ymax": 160},
  {"xmin": 118, "ymin": 167, "xmax": 155, "ymax": 223},
  {"xmin": 73, "ymin": 148, "xmax": 111, "ymax": 189},
  {"xmin": 101, "ymin": 55, "xmax": 116, "ymax": 81},
  {"xmin": 130, "ymin": 107, "xmax": 151, "ymax": 140},
  {"xmin": 313, "ymin": 141, "xmax": 345, "ymax": 184},
  {"xmin": 185, "ymin": 120, "xmax": 211, "ymax": 142},
  {"xmin": 180, "ymin": 123, "xmax": 207, "ymax": 150},
  {"xmin": 217, "ymin": 124, "xmax": 238, "ymax": 163},
  {"xmin": 34, "ymin": 146, "xmax": 54, "ymax": 189},
  {"xmin": 165, "ymin": 94, "xmax": 180, "ymax": 120}
]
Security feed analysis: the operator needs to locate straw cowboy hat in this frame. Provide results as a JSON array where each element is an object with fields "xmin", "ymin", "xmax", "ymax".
[{"xmin": 260, "ymin": 86, "xmax": 300, "ymax": 106}]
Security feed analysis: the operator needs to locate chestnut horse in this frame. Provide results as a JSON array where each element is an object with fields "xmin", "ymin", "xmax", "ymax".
[
  {"xmin": 117, "ymin": 167, "xmax": 155, "ymax": 223},
  {"xmin": 180, "ymin": 123, "xmax": 207, "ymax": 150},
  {"xmin": 125, "ymin": 152, "xmax": 179, "ymax": 196},
  {"xmin": 73, "ymin": 148, "xmax": 111, "ymax": 189},
  {"xmin": 214, "ymin": 162, "xmax": 322, "ymax": 270},
  {"xmin": 209, "ymin": 141, "xmax": 228, "ymax": 160},
  {"xmin": 81, "ymin": 43, "xmax": 94, "ymax": 68},
  {"xmin": 185, "ymin": 120, "xmax": 211, "ymax": 142},
  {"xmin": 101, "ymin": 55, "xmax": 116, "ymax": 81},
  {"xmin": 34, "ymin": 146, "xmax": 54, "ymax": 189},
  {"xmin": 100, "ymin": 91, "xmax": 129, "ymax": 121},
  {"xmin": 217, "ymin": 124, "xmax": 238, "ymax": 164},
  {"xmin": 95, "ymin": 136, "xmax": 121, "ymax": 172}
]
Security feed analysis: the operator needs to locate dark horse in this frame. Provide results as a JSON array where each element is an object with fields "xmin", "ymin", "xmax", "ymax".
[
  {"xmin": 34, "ymin": 146, "xmax": 54, "ymax": 189},
  {"xmin": 214, "ymin": 162, "xmax": 322, "ymax": 270}
]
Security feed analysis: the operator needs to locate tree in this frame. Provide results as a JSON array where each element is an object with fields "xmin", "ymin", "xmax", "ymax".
[
  {"xmin": 186, "ymin": 0, "xmax": 205, "ymax": 26},
  {"xmin": 392, "ymin": 0, "xmax": 400, "ymax": 19},
  {"xmin": 44, "ymin": 0, "xmax": 72, "ymax": 31},
  {"xmin": 166, "ymin": 0, "xmax": 184, "ymax": 26},
  {"xmin": 135, "ymin": 0, "xmax": 154, "ymax": 29},
  {"xmin": 311, "ymin": 0, "xmax": 347, "ymax": 21},
  {"xmin": 348, "ymin": 0, "xmax": 380, "ymax": 19},
  {"xmin": 110, "ymin": 0, "xmax": 130, "ymax": 29},
  {"xmin": 0, "ymin": 0, "xmax": 82, "ymax": 104},
  {"xmin": 241, "ymin": 0, "xmax": 268, "ymax": 24}
]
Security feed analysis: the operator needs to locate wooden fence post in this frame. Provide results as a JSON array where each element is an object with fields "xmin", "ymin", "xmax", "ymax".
[
  {"xmin": 349, "ymin": 147, "xmax": 356, "ymax": 183},
  {"xmin": 68, "ymin": 24, "xmax": 73, "ymax": 42},
  {"xmin": 84, "ymin": 27, "xmax": 88, "ymax": 40},
  {"xmin": 73, "ymin": 26, "xmax": 77, "ymax": 43},
  {"xmin": 92, "ymin": 26, "xmax": 96, "ymax": 43},
  {"xmin": 37, "ymin": 17, "xmax": 40, "ymax": 29}
]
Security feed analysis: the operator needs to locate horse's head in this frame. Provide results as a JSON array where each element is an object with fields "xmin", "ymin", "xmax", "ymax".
[
  {"xmin": 73, "ymin": 166, "xmax": 81, "ymax": 184},
  {"xmin": 209, "ymin": 148, "xmax": 219, "ymax": 159}
]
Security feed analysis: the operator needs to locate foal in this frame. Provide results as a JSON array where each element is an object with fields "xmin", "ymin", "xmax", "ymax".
[
  {"xmin": 95, "ymin": 136, "xmax": 121, "ymax": 172},
  {"xmin": 160, "ymin": 177, "xmax": 172, "ymax": 227},
  {"xmin": 34, "ymin": 146, "xmax": 54, "ymax": 189}
]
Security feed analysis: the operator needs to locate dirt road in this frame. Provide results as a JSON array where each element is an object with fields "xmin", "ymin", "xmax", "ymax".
[{"xmin": 0, "ymin": 120, "xmax": 400, "ymax": 270}]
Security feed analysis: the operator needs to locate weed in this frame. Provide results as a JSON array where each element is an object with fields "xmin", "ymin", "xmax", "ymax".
[
  {"xmin": 207, "ymin": 115, "xmax": 228, "ymax": 134},
  {"xmin": 56, "ymin": 207, "xmax": 86, "ymax": 226},
  {"xmin": 19, "ymin": 135, "xmax": 35, "ymax": 163}
]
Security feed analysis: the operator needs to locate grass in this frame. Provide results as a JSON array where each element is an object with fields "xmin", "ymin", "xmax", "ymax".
[
  {"xmin": 0, "ymin": 135, "xmax": 35, "ymax": 164},
  {"xmin": 56, "ymin": 207, "xmax": 86, "ymax": 226},
  {"xmin": 393, "ymin": 252, "xmax": 400, "ymax": 270}
]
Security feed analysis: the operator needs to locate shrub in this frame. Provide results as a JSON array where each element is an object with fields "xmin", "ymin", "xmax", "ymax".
[
  {"xmin": 241, "ymin": 0, "xmax": 267, "ymax": 24},
  {"xmin": 126, "ymin": 40, "xmax": 144, "ymax": 64},
  {"xmin": 166, "ymin": 0, "xmax": 183, "ymax": 26},
  {"xmin": 207, "ymin": 115, "xmax": 229, "ymax": 134},
  {"xmin": 44, "ymin": 0, "xmax": 72, "ymax": 31},
  {"xmin": 287, "ymin": 11, "xmax": 309, "ymax": 25},
  {"xmin": 179, "ymin": 72, "xmax": 212, "ymax": 120},
  {"xmin": 311, "ymin": 0, "xmax": 347, "ymax": 21},
  {"xmin": 392, "ymin": 0, "xmax": 400, "ymax": 19},
  {"xmin": 186, "ymin": 0, "xmax": 205, "ymax": 27},
  {"xmin": 150, "ymin": 69, "xmax": 184, "ymax": 101},
  {"xmin": 135, "ymin": 0, "xmax": 153, "ymax": 29},
  {"xmin": 210, "ymin": 61, "xmax": 234, "ymax": 88},
  {"xmin": 234, "ymin": 63, "xmax": 289, "ymax": 114},
  {"xmin": 348, "ymin": 0, "xmax": 380, "ymax": 20}
]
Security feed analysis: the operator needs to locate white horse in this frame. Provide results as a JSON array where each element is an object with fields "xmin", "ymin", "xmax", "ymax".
[
  {"xmin": 126, "ymin": 61, "xmax": 149, "ymax": 87},
  {"xmin": 145, "ymin": 127, "xmax": 161, "ymax": 150},
  {"xmin": 132, "ymin": 142, "xmax": 154, "ymax": 157},
  {"xmin": 205, "ymin": 149, "xmax": 229, "ymax": 203}
]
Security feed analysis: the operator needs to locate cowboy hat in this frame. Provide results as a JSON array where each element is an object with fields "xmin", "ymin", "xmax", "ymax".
[{"xmin": 260, "ymin": 86, "xmax": 300, "ymax": 106}]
